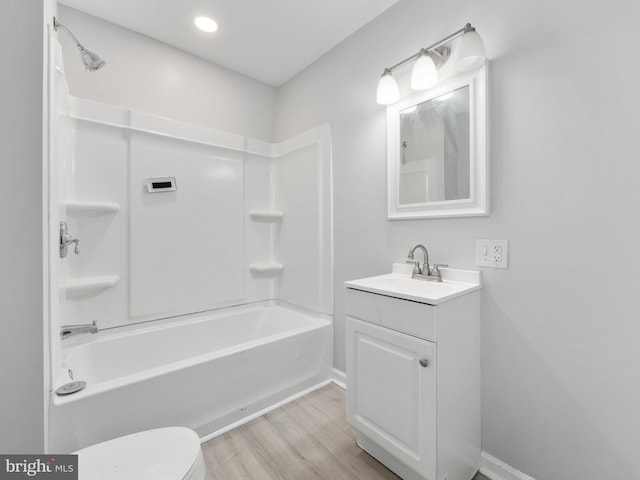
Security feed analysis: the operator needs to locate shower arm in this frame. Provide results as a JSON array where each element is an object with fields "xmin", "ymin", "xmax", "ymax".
[
  {"xmin": 52, "ymin": 16, "xmax": 106, "ymax": 72},
  {"xmin": 53, "ymin": 17, "xmax": 86, "ymax": 51}
]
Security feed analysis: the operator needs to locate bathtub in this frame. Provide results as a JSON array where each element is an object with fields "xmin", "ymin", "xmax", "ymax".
[{"xmin": 48, "ymin": 302, "xmax": 333, "ymax": 452}]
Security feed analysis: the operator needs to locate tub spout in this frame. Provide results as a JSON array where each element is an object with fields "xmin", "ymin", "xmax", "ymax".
[{"xmin": 61, "ymin": 320, "xmax": 98, "ymax": 339}]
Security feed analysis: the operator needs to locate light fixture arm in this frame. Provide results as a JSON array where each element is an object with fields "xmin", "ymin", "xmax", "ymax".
[
  {"xmin": 382, "ymin": 23, "xmax": 475, "ymax": 75},
  {"xmin": 376, "ymin": 22, "xmax": 483, "ymax": 105}
]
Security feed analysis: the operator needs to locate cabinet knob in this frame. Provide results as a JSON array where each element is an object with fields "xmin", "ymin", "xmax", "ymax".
[{"xmin": 419, "ymin": 357, "xmax": 430, "ymax": 368}]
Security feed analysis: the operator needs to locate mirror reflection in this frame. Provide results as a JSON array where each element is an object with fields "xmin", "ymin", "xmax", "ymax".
[{"xmin": 399, "ymin": 86, "xmax": 470, "ymax": 205}]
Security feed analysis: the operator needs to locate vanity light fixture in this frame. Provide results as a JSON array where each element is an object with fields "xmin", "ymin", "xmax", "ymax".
[
  {"xmin": 376, "ymin": 23, "xmax": 485, "ymax": 105},
  {"xmin": 410, "ymin": 50, "xmax": 438, "ymax": 90},
  {"xmin": 376, "ymin": 69, "xmax": 401, "ymax": 105},
  {"xmin": 194, "ymin": 16, "xmax": 219, "ymax": 33}
]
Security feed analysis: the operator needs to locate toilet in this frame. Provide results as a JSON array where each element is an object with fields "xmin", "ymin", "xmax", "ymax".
[{"xmin": 74, "ymin": 427, "xmax": 207, "ymax": 480}]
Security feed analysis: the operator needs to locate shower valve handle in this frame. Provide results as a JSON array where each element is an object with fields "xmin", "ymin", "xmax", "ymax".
[{"xmin": 60, "ymin": 221, "xmax": 80, "ymax": 258}]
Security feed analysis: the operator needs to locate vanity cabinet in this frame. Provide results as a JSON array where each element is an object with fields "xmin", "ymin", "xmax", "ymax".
[{"xmin": 346, "ymin": 287, "xmax": 480, "ymax": 480}]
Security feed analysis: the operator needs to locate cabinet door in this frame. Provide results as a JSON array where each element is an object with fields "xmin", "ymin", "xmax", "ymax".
[{"xmin": 346, "ymin": 316, "xmax": 436, "ymax": 479}]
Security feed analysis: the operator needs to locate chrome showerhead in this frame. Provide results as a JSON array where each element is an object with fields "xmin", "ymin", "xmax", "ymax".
[
  {"xmin": 53, "ymin": 17, "xmax": 106, "ymax": 72},
  {"xmin": 79, "ymin": 48, "xmax": 106, "ymax": 72}
]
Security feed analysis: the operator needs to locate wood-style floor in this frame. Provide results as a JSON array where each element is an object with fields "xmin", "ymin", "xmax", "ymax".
[{"xmin": 201, "ymin": 383, "xmax": 489, "ymax": 480}]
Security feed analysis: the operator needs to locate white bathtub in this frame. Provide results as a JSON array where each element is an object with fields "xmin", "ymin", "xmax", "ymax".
[{"xmin": 48, "ymin": 303, "xmax": 333, "ymax": 452}]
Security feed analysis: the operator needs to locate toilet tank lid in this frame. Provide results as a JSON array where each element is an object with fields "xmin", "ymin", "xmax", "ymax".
[{"xmin": 74, "ymin": 427, "xmax": 201, "ymax": 480}]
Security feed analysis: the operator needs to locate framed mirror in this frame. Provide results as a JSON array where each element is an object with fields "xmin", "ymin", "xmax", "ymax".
[{"xmin": 387, "ymin": 65, "xmax": 487, "ymax": 219}]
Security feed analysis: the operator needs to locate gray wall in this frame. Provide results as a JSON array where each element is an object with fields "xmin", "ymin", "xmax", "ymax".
[
  {"xmin": 0, "ymin": 0, "xmax": 45, "ymax": 453},
  {"xmin": 58, "ymin": 6, "xmax": 277, "ymax": 142},
  {"xmin": 277, "ymin": 0, "xmax": 640, "ymax": 479}
]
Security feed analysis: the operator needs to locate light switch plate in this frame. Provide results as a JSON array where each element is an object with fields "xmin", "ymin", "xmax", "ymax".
[{"xmin": 476, "ymin": 239, "xmax": 509, "ymax": 268}]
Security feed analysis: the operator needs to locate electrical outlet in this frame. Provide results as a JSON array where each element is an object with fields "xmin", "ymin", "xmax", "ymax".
[{"xmin": 476, "ymin": 239, "xmax": 509, "ymax": 268}]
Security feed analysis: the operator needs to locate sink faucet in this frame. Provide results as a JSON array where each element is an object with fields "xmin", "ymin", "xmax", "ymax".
[
  {"xmin": 407, "ymin": 244, "xmax": 430, "ymax": 276},
  {"xmin": 407, "ymin": 244, "xmax": 447, "ymax": 282},
  {"xmin": 61, "ymin": 320, "xmax": 98, "ymax": 339}
]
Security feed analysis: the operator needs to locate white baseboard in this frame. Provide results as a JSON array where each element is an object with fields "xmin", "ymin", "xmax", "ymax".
[
  {"xmin": 480, "ymin": 451, "xmax": 536, "ymax": 480},
  {"xmin": 331, "ymin": 368, "xmax": 346, "ymax": 389}
]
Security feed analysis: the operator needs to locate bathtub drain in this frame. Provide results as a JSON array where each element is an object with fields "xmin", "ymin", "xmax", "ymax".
[{"xmin": 55, "ymin": 381, "xmax": 86, "ymax": 396}]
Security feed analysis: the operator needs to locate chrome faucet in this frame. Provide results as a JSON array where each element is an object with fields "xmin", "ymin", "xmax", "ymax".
[
  {"xmin": 60, "ymin": 221, "xmax": 80, "ymax": 258},
  {"xmin": 407, "ymin": 244, "xmax": 430, "ymax": 276},
  {"xmin": 61, "ymin": 320, "xmax": 98, "ymax": 339},
  {"xmin": 407, "ymin": 244, "xmax": 447, "ymax": 282}
]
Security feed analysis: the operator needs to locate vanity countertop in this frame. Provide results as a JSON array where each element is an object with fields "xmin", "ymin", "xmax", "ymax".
[{"xmin": 344, "ymin": 266, "xmax": 480, "ymax": 305}]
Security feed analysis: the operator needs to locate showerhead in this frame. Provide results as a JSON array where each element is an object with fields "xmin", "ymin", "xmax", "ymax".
[
  {"xmin": 79, "ymin": 48, "xmax": 106, "ymax": 72},
  {"xmin": 53, "ymin": 17, "xmax": 106, "ymax": 72}
]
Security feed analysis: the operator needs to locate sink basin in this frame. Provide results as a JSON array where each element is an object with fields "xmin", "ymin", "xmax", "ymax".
[{"xmin": 344, "ymin": 267, "xmax": 480, "ymax": 305}]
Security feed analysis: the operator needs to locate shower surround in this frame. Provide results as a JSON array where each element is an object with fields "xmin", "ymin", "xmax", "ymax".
[{"xmin": 48, "ymin": 41, "xmax": 333, "ymax": 451}]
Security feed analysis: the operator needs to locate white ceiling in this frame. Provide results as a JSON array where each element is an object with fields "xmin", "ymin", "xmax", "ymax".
[{"xmin": 59, "ymin": 0, "xmax": 401, "ymax": 86}]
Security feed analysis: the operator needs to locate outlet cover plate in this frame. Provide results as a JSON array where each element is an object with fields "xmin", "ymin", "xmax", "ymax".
[{"xmin": 476, "ymin": 239, "xmax": 509, "ymax": 268}]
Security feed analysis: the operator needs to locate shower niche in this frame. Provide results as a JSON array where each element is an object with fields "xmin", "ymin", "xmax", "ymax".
[{"xmin": 55, "ymin": 97, "xmax": 333, "ymax": 331}]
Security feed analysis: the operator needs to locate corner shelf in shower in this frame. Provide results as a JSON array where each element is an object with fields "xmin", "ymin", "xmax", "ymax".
[
  {"xmin": 62, "ymin": 200, "xmax": 121, "ymax": 216},
  {"xmin": 248, "ymin": 210, "xmax": 284, "ymax": 222},
  {"xmin": 61, "ymin": 275, "xmax": 120, "ymax": 296},
  {"xmin": 249, "ymin": 263, "xmax": 284, "ymax": 276}
]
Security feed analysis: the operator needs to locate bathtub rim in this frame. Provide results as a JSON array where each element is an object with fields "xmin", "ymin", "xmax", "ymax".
[
  {"xmin": 52, "ymin": 300, "xmax": 332, "ymax": 406},
  {"xmin": 60, "ymin": 299, "xmax": 328, "ymax": 348}
]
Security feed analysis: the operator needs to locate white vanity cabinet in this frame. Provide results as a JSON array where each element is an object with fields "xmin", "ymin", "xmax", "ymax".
[{"xmin": 345, "ymin": 284, "xmax": 481, "ymax": 480}]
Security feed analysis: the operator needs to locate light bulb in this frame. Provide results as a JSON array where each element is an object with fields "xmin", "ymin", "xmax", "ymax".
[
  {"xmin": 194, "ymin": 16, "xmax": 218, "ymax": 33},
  {"xmin": 376, "ymin": 71, "xmax": 400, "ymax": 105},
  {"xmin": 454, "ymin": 30, "xmax": 485, "ymax": 72},
  {"xmin": 411, "ymin": 53, "xmax": 438, "ymax": 90}
]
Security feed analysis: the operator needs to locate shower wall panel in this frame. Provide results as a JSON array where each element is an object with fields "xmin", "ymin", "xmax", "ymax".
[
  {"xmin": 244, "ymin": 153, "xmax": 278, "ymax": 301},
  {"xmin": 59, "ymin": 97, "xmax": 331, "ymax": 331},
  {"xmin": 129, "ymin": 133, "xmax": 244, "ymax": 320},
  {"xmin": 64, "ymin": 119, "xmax": 129, "ymax": 331},
  {"xmin": 277, "ymin": 144, "xmax": 321, "ymax": 311},
  {"xmin": 275, "ymin": 125, "xmax": 333, "ymax": 315}
]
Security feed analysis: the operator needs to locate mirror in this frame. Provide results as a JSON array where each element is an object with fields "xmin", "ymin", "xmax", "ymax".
[{"xmin": 387, "ymin": 65, "xmax": 488, "ymax": 219}]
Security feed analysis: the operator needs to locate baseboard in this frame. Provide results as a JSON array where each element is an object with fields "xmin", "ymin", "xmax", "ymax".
[
  {"xmin": 331, "ymin": 368, "xmax": 346, "ymax": 389},
  {"xmin": 480, "ymin": 451, "xmax": 536, "ymax": 480}
]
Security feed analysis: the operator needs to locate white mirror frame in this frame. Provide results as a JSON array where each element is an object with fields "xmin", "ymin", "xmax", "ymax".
[{"xmin": 387, "ymin": 64, "xmax": 488, "ymax": 219}]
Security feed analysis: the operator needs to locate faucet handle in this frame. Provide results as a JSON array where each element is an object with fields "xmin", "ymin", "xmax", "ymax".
[
  {"xmin": 406, "ymin": 260, "xmax": 421, "ymax": 275},
  {"xmin": 431, "ymin": 263, "xmax": 449, "ymax": 275},
  {"xmin": 59, "ymin": 221, "xmax": 80, "ymax": 257}
]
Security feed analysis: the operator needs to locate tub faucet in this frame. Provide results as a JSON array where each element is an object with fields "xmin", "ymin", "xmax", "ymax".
[{"xmin": 61, "ymin": 320, "xmax": 98, "ymax": 339}]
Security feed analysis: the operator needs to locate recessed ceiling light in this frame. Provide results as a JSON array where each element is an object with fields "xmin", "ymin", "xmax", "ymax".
[{"xmin": 194, "ymin": 16, "xmax": 218, "ymax": 33}]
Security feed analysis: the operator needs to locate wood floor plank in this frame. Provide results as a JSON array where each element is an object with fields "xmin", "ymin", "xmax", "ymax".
[
  {"xmin": 280, "ymin": 398, "xmax": 399, "ymax": 479},
  {"xmin": 264, "ymin": 406, "xmax": 352, "ymax": 480},
  {"xmin": 202, "ymin": 383, "xmax": 485, "ymax": 480},
  {"xmin": 202, "ymin": 428, "xmax": 256, "ymax": 480},
  {"xmin": 203, "ymin": 425, "xmax": 273, "ymax": 480},
  {"xmin": 240, "ymin": 415, "xmax": 325, "ymax": 480},
  {"xmin": 294, "ymin": 385, "xmax": 354, "ymax": 436}
]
